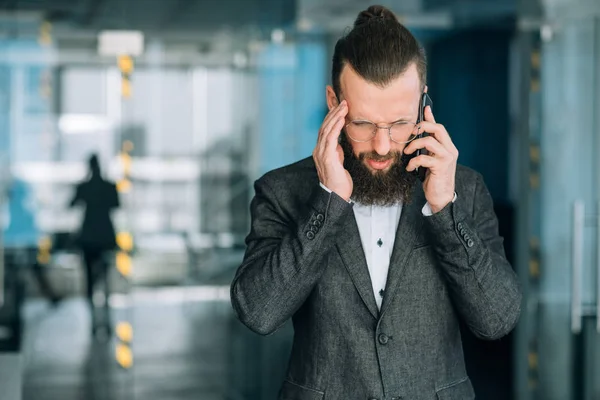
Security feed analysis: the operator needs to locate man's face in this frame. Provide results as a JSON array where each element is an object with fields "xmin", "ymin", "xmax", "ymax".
[{"xmin": 326, "ymin": 63, "xmax": 422, "ymax": 205}]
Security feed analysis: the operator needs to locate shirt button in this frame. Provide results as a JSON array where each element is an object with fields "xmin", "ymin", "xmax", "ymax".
[{"xmin": 378, "ymin": 333, "xmax": 389, "ymax": 345}]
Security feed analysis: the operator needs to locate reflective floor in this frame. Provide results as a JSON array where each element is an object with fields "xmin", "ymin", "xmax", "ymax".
[
  {"xmin": 16, "ymin": 256, "xmax": 511, "ymax": 400},
  {"xmin": 18, "ymin": 248, "xmax": 294, "ymax": 400},
  {"xmin": 22, "ymin": 290, "xmax": 232, "ymax": 400}
]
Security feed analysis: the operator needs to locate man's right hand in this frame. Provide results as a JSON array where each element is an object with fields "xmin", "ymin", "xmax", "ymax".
[{"xmin": 312, "ymin": 100, "xmax": 353, "ymax": 202}]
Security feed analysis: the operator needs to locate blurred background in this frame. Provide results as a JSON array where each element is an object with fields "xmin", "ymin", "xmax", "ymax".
[{"xmin": 0, "ymin": 0, "xmax": 598, "ymax": 399}]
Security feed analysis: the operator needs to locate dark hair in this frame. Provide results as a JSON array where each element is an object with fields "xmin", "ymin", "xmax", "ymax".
[{"xmin": 331, "ymin": 5, "xmax": 427, "ymax": 97}]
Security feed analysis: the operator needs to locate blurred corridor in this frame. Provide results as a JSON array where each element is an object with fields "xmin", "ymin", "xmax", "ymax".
[{"xmin": 0, "ymin": 0, "xmax": 600, "ymax": 399}]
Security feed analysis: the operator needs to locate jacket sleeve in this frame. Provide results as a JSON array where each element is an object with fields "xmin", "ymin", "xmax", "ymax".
[
  {"xmin": 230, "ymin": 176, "xmax": 354, "ymax": 336},
  {"xmin": 423, "ymin": 173, "xmax": 522, "ymax": 340}
]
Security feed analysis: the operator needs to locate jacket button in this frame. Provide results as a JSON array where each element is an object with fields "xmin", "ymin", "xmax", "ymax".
[
  {"xmin": 368, "ymin": 398, "xmax": 379, "ymax": 400},
  {"xmin": 457, "ymin": 222, "xmax": 463, "ymax": 230},
  {"xmin": 467, "ymin": 239, "xmax": 474, "ymax": 248},
  {"xmin": 313, "ymin": 219, "xmax": 322, "ymax": 227},
  {"xmin": 306, "ymin": 231, "xmax": 315, "ymax": 240},
  {"xmin": 378, "ymin": 333, "xmax": 389, "ymax": 345},
  {"xmin": 316, "ymin": 213, "xmax": 324, "ymax": 221},
  {"xmin": 310, "ymin": 225, "xmax": 318, "ymax": 233},
  {"xmin": 460, "ymin": 228, "xmax": 466, "ymax": 236}
]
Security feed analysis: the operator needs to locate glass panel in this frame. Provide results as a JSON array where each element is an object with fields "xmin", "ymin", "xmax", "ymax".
[{"xmin": 536, "ymin": 15, "xmax": 600, "ymax": 400}]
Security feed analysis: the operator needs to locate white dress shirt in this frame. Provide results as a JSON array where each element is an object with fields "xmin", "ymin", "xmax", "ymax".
[
  {"xmin": 352, "ymin": 202, "xmax": 402, "ymax": 310},
  {"xmin": 319, "ymin": 183, "xmax": 456, "ymax": 310}
]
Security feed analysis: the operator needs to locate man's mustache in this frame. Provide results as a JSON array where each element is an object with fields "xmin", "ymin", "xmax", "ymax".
[{"xmin": 358, "ymin": 152, "xmax": 399, "ymax": 163}]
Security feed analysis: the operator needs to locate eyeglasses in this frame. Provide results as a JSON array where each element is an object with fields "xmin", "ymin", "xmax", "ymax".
[{"xmin": 345, "ymin": 119, "xmax": 421, "ymax": 144}]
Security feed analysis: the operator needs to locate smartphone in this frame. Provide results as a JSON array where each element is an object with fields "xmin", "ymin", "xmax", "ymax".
[{"xmin": 415, "ymin": 92, "xmax": 433, "ymax": 182}]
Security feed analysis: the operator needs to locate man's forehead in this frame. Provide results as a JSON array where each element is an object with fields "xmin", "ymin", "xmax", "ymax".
[
  {"xmin": 340, "ymin": 65, "xmax": 421, "ymax": 121},
  {"xmin": 339, "ymin": 63, "xmax": 421, "ymax": 93}
]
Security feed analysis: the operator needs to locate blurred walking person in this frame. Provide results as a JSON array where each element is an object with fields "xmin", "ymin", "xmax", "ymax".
[{"xmin": 70, "ymin": 154, "xmax": 120, "ymax": 337}]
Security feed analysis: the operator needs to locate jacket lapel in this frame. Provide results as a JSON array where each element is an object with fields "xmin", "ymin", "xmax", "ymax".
[
  {"xmin": 379, "ymin": 184, "xmax": 427, "ymax": 316},
  {"xmin": 335, "ymin": 215, "xmax": 379, "ymax": 320}
]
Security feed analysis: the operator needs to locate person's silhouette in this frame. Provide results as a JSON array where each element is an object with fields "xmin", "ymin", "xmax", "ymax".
[{"xmin": 70, "ymin": 154, "xmax": 120, "ymax": 337}]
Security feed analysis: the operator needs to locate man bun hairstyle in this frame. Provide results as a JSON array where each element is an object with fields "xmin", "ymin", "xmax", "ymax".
[
  {"xmin": 332, "ymin": 5, "xmax": 427, "ymax": 97},
  {"xmin": 353, "ymin": 4, "xmax": 399, "ymax": 27}
]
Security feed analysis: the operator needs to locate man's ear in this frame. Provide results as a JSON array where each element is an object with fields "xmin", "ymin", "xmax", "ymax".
[{"xmin": 326, "ymin": 85, "xmax": 339, "ymax": 111}]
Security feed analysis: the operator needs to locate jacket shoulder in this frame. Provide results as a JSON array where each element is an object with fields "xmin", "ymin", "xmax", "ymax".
[
  {"xmin": 455, "ymin": 164, "xmax": 484, "ymax": 189},
  {"xmin": 454, "ymin": 164, "xmax": 492, "ymax": 214},
  {"xmin": 256, "ymin": 157, "xmax": 317, "ymax": 189}
]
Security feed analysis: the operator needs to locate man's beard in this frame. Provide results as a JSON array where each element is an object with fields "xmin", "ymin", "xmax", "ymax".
[{"xmin": 340, "ymin": 132, "xmax": 417, "ymax": 206}]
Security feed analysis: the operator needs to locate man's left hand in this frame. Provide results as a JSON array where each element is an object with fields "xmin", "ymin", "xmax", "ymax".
[{"xmin": 403, "ymin": 105, "xmax": 458, "ymax": 214}]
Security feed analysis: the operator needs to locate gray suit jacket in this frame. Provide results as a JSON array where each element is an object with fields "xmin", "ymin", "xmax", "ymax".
[{"xmin": 231, "ymin": 157, "xmax": 522, "ymax": 400}]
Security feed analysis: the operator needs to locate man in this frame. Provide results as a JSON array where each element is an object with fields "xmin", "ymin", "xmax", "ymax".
[{"xmin": 231, "ymin": 5, "xmax": 521, "ymax": 400}]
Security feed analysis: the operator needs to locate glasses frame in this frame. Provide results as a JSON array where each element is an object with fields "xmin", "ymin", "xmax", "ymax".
[{"xmin": 344, "ymin": 119, "xmax": 422, "ymax": 144}]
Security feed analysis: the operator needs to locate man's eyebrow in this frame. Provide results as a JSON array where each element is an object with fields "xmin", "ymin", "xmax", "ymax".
[
  {"xmin": 348, "ymin": 116, "xmax": 414, "ymax": 123},
  {"xmin": 390, "ymin": 117, "xmax": 414, "ymax": 123},
  {"xmin": 345, "ymin": 112, "xmax": 366, "ymax": 121}
]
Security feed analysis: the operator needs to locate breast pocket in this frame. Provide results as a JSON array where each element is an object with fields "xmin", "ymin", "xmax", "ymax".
[
  {"xmin": 436, "ymin": 377, "xmax": 475, "ymax": 400},
  {"xmin": 279, "ymin": 380, "xmax": 325, "ymax": 400}
]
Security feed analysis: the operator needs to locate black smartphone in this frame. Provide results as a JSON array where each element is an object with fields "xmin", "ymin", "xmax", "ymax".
[{"xmin": 415, "ymin": 92, "xmax": 433, "ymax": 182}]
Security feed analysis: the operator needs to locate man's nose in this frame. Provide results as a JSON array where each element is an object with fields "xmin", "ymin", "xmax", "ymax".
[{"xmin": 372, "ymin": 127, "xmax": 391, "ymax": 156}]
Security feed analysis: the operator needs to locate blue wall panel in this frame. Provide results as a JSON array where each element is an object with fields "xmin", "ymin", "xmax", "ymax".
[
  {"xmin": 257, "ymin": 41, "xmax": 326, "ymax": 176},
  {"xmin": 296, "ymin": 42, "xmax": 327, "ymax": 162}
]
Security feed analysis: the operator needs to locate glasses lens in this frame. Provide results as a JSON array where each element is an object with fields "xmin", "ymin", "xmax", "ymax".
[
  {"xmin": 346, "ymin": 121, "xmax": 376, "ymax": 142},
  {"xmin": 390, "ymin": 122, "xmax": 418, "ymax": 143}
]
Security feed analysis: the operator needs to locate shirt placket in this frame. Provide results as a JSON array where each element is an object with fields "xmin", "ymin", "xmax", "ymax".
[{"xmin": 372, "ymin": 207, "xmax": 385, "ymax": 309}]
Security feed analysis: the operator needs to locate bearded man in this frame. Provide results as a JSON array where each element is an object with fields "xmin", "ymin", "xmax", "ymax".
[{"xmin": 230, "ymin": 5, "xmax": 521, "ymax": 400}]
